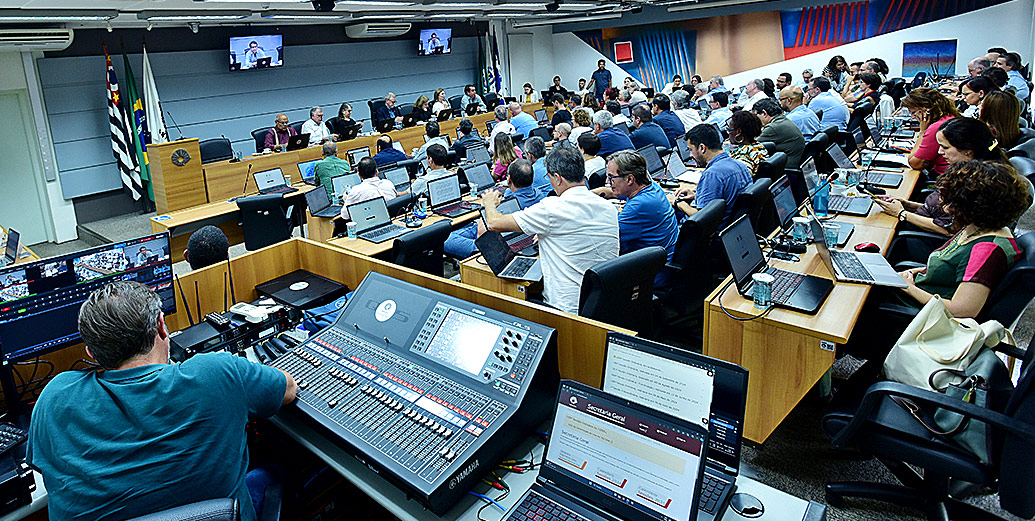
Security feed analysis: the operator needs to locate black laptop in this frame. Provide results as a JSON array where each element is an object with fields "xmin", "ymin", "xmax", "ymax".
[
  {"xmin": 462, "ymin": 163, "xmax": 496, "ymax": 194},
  {"xmin": 534, "ymin": 109, "xmax": 548, "ymax": 125},
  {"xmin": 337, "ymin": 124, "xmax": 360, "ymax": 142},
  {"xmin": 601, "ymin": 333, "xmax": 749, "ymax": 521},
  {"xmin": 375, "ymin": 119, "xmax": 395, "ymax": 133},
  {"xmin": 285, "ymin": 133, "xmax": 310, "ymax": 151},
  {"xmin": 428, "ymin": 175, "xmax": 482, "ymax": 218},
  {"xmin": 475, "ymin": 231, "xmax": 541, "ymax": 281},
  {"xmin": 465, "ymin": 103, "xmax": 481, "ymax": 116},
  {"xmin": 719, "ymin": 214, "xmax": 832, "ymax": 314},
  {"xmin": 401, "ymin": 113, "xmax": 418, "ymax": 128},
  {"xmin": 346, "ymin": 146, "xmax": 370, "ymax": 167},
  {"xmin": 465, "ymin": 145, "xmax": 492, "ymax": 166},
  {"xmin": 770, "ymin": 175, "xmax": 853, "ymax": 246},
  {"xmin": 637, "ymin": 144, "xmax": 675, "ymax": 182},
  {"xmin": 346, "ymin": 197, "xmax": 410, "ymax": 243},
  {"xmin": 304, "ymin": 187, "xmax": 342, "ymax": 219},
  {"xmin": 255, "ymin": 57, "xmax": 272, "ymax": 68},
  {"xmin": 437, "ymin": 108, "xmax": 453, "ymax": 121},
  {"xmin": 480, "ymin": 197, "xmax": 536, "ymax": 256},
  {"xmin": 500, "ymin": 380, "xmax": 709, "ymax": 521}
]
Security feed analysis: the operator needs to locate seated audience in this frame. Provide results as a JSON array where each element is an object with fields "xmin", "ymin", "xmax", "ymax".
[
  {"xmin": 981, "ymin": 66, "xmax": 1009, "ymax": 89},
  {"xmin": 776, "ymin": 72, "xmax": 793, "ymax": 91},
  {"xmin": 264, "ymin": 113, "xmax": 297, "ymax": 152},
  {"xmin": 662, "ymin": 74, "xmax": 683, "ymax": 95},
  {"xmin": 967, "ymin": 57, "xmax": 992, "ymax": 77},
  {"xmin": 591, "ymin": 150, "xmax": 679, "ymax": 288},
  {"xmin": 629, "ymin": 104, "xmax": 670, "ymax": 150},
  {"xmin": 669, "ymin": 90, "xmax": 702, "ymax": 131},
  {"xmin": 373, "ymin": 92, "xmax": 403, "ymax": 128},
  {"xmin": 806, "ymin": 76, "xmax": 849, "ymax": 131},
  {"xmin": 708, "ymin": 75, "xmax": 729, "ymax": 96},
  {"xmin": 727, "ymin": 111, "xmax": 769, "ymax": 176},
  {"xmin": 607, "ymin": 100, "xmax": 630, "ymax": 127},
  {"xmin": 582, "ymin": 93, "xmax": 602, "ymax": 116},
  {"xmin": 780, "ymin": 85, "xmax": 821, "ymax": 139},
  {"xmin": 980, "ymin": 90, "xmax": 1024, "ymax": 150},
  {"xmin": 184, "ymin": 225, "xmax": 229, "ymax": 271},
  {"xmin": 739, "ymin": 79, "xmax": 769, "ymax": 111},
  {"xmin": 823, "ymin": 55, "xmax": 849, "ymax": 92},
  {"xmin": 550, "ymin": 94, "xmax": 572, "ymax": 127},
  {"xmin": 487, "ymin": 106, "xmax": 515, "ymax": 153},
  {"xmin": 996, "ymin": 52, "xmax": 1030, "ymax": 100},
  {"xmin": 552, "ymin": 122, "xmax": 574, "ymax": 148},
  {"xmin": 798, "ymin": 69, "xmax": 814, "ymax": 90},
  {"xmin": 986, "ymin": 46, "xmax": 1007, "ymax": 64},
  {"xmin": 579, "ymin": 132, "xmax": 606, "ymax": 175},
  {"xmin": 301, "ymin": 106, "xmax": 333, "ymax": 144},
  {"xmin": 509, "ymin": 102, "xmax": 538, "ymax": 139},
  {"xmin": 958, "ymin": 76, "xmax": 999, "ymax": 117},
  {"xmin": 431, "ymin": 88, "xmax": 450, "ymax": 114},
  {"xmin": 690, "ymin": 74, "xmax": 703, "ymax": 87},
  {"xmin": 341, "ymin": 157, "xmax": 399, "ymax": 219},
  {"xmin": 413, "ymin": 120, "xmax": 449, "ymax": 163},
  {"xmin": 461, "ymin": 84, "xmax": 487, "ymax": 113},
  {"xmin": 704, "ymin": 91, "xmax": 733, "ymax": 134},
  {"xmin": 451, "ymin": 118, "xmax": 481, "ymax": 159},
  {"xmin": 849, "ymin": 73, "xmax": 883, "ymax": 112},
  {"xmin": 521, "ymin": 83, "xmax": 541, "ymax": 104},
  {"xmin": 523, "ymin": 137, "xmax": 551, "ymax": 194},
  {"xmin": 492, "ymin": 132, "xmax": 523, "ymax": 181},
  {"xmin": 762, "ymin": 78, "xmax": 777, "ymax": 99},
  {"xmin": 670, "ymin": 124, "xmax": 752, "ymax": 227},
  {"xmin": 28, "ymin": 281, "xmax": 296, "ymax": 521},
  {"xmin": 483, "ymin": 147, "xmax": 619, "ymax": 314},
  {"xmin": 570, "ymin": 110, "xmax": 594, "ymax": 144},
  {"xmin": 372, "ymin": 135, "xmax": 407, "ymax": 167},
  {"xmin": 651, "ymin": 93, "xmax": 686, "ymax": 147},
  {"xmin": 901, "ymin": 87, "xmax": 960, "ymax": 175},
  {"xmin": 412, "ymin": 95, "xmax": 433, "ymax": 122},
  {"xmin": 330, "ymin": 103, "xmax": 358, "ymax": 136},
  {"xmin": 593, "ymin": 110, "xmax": 635, "ymax": 157},
  {"xmin": 754, "ymin": 98, "xmax": 805, "ymax": 167},
  {"xmin": 410, "ymin": 144, "xmax": 452, "ymax": 195},
  {"xmin": 314, "ymin": 141, "xmax": 351, "ymax": 199}
]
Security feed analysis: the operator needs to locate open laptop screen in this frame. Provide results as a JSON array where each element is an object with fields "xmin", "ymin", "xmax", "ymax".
[
  {"xmin": 427, "ymin": 175, "xmax": 461, "ymax": 207},
  {"xmin": 4, "ymin": 229, "xmax": 19, "ymax": 262},
  {"xmin": 719, "ymin": 215, "xmax": 766, "ymax": 290},
  {"xmin": 253, "ymin": 168, "xmax": 285, "ymax": 191},
  {"xmin": 381, "ymin": 166, "xmax": 410, "ymax": 188},
  {"xmin": 331, "ymin": 173, "xmax": 361, "ymax": 197},
  {"xmin": 770, "ymin": 175, "xmax": 799, "ymax": 230},
  {"xmin": 602, "ymin": 333, "xmax": 747, "ymax": 476},
  {"xmin": 297, "ymin": 159, "xmax": 320, "ymax": 182},
  {"xmin": 346, "ymin": 197, "xmax": 390, "ymax": 233},
  {"xmin": 545, "ymin": 381, "xmax": 707, "ymax": 521},
  {"xmin": 826, "ymin": 143, "xmax": 855, "ymax": 169},
  {"xmin": 637, "ymin": 145, "xmax": 664, "ymax": 175}
]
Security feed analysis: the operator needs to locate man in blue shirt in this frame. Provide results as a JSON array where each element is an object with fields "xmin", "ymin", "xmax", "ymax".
[
  {"xmin": 508, "ymin": 102, "xmax": 538, "ymax": 139},
  {"xmin": 996, "ymin": 52, "xmax": 1030, "ymax": 100},
  {"xmin": 373, "ymin": 92, "xmax": 403, "ymax": 129},
  {"xmin": 780, "ymin": 85, "xmax": 822, "ymax": 139},
  {"xmin": 672, "ymin": 124, "xmax": 752, "ymax": 228},
  {"xmin": 592, "ymin": 150, "xmax": 679, "ymax": 287},
  {"xmin": 586, "ymin": 59, "xmax": 612, "ymax": 102},
  {"xmin": 703, "ymin": 91, "xmax": 733, "ymax": 135},
  {"xmin": 629, "ymin": 104, "xmax": 670, "ymax": 150},
  {"xmin": 372, "ymin": 135, "xmax": 408, "ymax": 167},
  {"xmin": 806, "ymin": 77, "xmax": 849, "ymax": 131},
  {"xmin": 461, "ymin": 84, "xmax": 487, "ymax": 114},
  {"xmin": 28, "ymin": 281, "xmax": 296, "ymax": 521},
  {"xmin": 592, "ymin": 110, "xmax": 635, "ymax": 158},
  {"xmin": 650, "ymin": 94, "xmax": 686, "ymax": 148},
  {"xmin": 451, "ymin": 118, "xmax": 482, "ymax": 159},
  {"xmin": 444, "ymin": 159, "xmax": 544, "ymax": 258},
  {"xmin": 522, "ymin": 136, "xmax": 551, "ymax": 194}
]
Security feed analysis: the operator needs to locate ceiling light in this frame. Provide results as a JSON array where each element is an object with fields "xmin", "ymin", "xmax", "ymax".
[
  {"xmin": 426, "ymin": 2, "xmax": 492, "ymax": 5},
  {"xmin": 512, "ymin": 11, "xmax": 619, "ymax": 27},
  {"xmin": 485, "ymin": 12, "xmax": 536, "ymax": 16},
  {"xmin": 335, "ymin": 1, "xmax": 416, "ymax": 5},
  {"xmin": 261, "ymin": 11, "xmax": 349, "ymax": 19},
  {"xmin": 140, "ymin": 12, "xmax": 251, "ymax": 21},
  {"xmin": 0, "ymin": 10, "xmax": 118, "ymax": 21},
  {"xmin": 353, "ymin": 13, "xmax": 420, "ymax": 18},
  {"xmin": 666, "ymin": 0, "xmax": 766, "ymax": 11}
]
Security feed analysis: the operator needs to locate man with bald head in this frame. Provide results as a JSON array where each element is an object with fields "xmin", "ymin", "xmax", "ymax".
[
  {"xmin": 263, "ymin": 113, "xmax": 297, "ymax": 152},
  {"xmin": 780, "ymin": 86, "xmax": 821, "ymax": 140},
  {"xmin": 968, "ymin": 57, "xmax": 992, "ymax": 77},
  {"xmin": 508, "ymin": 101, "xmax": 539, "ymax": 139}
]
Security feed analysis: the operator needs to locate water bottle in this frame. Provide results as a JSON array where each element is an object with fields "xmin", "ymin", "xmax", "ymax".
[{"xmin": 812, "ymin": 174, "xmax": 830, "ymax": 217}]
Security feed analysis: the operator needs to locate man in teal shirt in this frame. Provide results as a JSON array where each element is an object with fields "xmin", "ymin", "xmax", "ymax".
[
  {"xmin": 27, "ymin": 281, "xmax": 297, "ymax": 521},
  {"xmin": 314, "ymin": 141, "xmax": 351, "ymax": 200}
]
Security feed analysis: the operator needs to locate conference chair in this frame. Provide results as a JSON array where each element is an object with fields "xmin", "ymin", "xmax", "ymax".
[
  {"xmin": 251, "ymin": 128, "xmax": 269, "ymax": 153},
  {"xmin": 586, "ymin": 168, "xmax": 606, "ymax": 189},
  {"xmin": 199, "ymin": 138, "xmax": 234, "ymax": 164},
  {"xmin": 908, "ymin": 71, "xmax": 928, "ymax": 91},
  {"xmin": 367, "ymin": 98, "xmax": 386, "ymax": 121},
  {"xmin": 755, "ymin": 151, "xmax": 787, "ymax": 180},
  {"xmin": 289, "ymin": 121, "xmax": 304, "ymax": 135},
  {"xmin": 814, "ymin": 108, "xmax": 824, "ymax": 122},
  {"xmin": 821, "ymin": 124, "xmax": 839, "ymax": 144},
  {"xmin": 846, "ymin": 100, "xmax": 875, "ymax": 135},
  {"xmin": 578, "ymin": 246, "xmax": 667, "ymax": 337},
  {"xmin": 727, "ymin": 178, "xmax": 772, "ymax": 231},
  {"xmin": 529, "ymin": 126, "xmax": 551, "ymax": 142},
  {"xmin": 885, "ymin": 78, "xmax": 907, "ymax": 107},
  {"xmin": 238, "ymin": 194, "xmax": 294, "ymax": 251},
  {"xmin": 1008, "ymin": 139, "xmax": 1035, "ymax": 159},
  {"xmin": 390, "ymin": 220, "xmax": 451, "ymax": 277},
  {"xmin": 448, "ymin": 95, "xmax": 463, "ymax": 116},
  {"xmin": 386, "ymin": 193, "xmax": 416, "ymax": 218},
  {"xmin": 396, "ymin": 158, "xmax": 422, "ymax": 179},
  {"xmin": 444, "ymin": 150, "xmax": 459, "ymax": 168},
  {"xmin": 397, "ymin": 103, "xmax": 414, "ymax": 117},
  {"xmin": 484, "ymin": 92, "xmax": 500, "ymax": 109},
  {"xmin": 324, "ymin": 117, "xmax": 339, "ymax": 135},
  {"xmin": 126, "ymin": 499, "xmax": 239, "ymax": 521},
  {"xmin": 656, "ymin": 199, "xmax": 726, "ymax": 322},
  {"xmin": 510, "ymin": 132, "xmax": 525, "ymax": 148},
  {"xmin": 801, "ymin": 133, "xmax": 830, "ymax": 171},
  {"xmin": 760, "ymin": 141, "xmax": 777, "ymax": 155}
]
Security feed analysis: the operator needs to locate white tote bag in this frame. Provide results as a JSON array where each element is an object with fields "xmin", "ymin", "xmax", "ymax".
[{"xmin": 883, "ymin": 295, "xmax": 1012, "ymax": 391}]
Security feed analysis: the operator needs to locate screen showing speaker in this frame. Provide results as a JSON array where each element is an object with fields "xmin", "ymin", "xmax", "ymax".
[{"xmin": 230, "ymin": 35, "xmax": 283, "ymax": 70}]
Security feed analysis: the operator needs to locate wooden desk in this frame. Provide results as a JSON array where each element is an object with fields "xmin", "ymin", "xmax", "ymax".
[
  {"xmin": 327, "ymin": 210, "xmax": 478, "ymax": 257},
  {"xmin": 305, "ymin": 210, "xmax": 337, "ymax": 242},
  {"xmin": 1, "ymin": 225, "xmax": 39, "ymax": 265},
  {"xmin": 459, "ymin": 254, "xmax": 540, "ymax": 300},
  {"xmin": 702, "ymin": 168, "xmax": 920, "ymax": 444}
]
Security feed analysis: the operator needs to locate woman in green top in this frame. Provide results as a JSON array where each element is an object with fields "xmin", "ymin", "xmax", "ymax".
[{"xmin": 897, "ymin": 160, "xmax": 1028, "ymax": 318}]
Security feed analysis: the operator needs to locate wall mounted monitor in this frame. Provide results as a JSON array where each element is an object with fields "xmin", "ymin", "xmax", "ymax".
[
  {"xmin": 418, "ymin": 28, "xmax": 451, "ymax": 56},
  {"xmin": 230, "ymin": 34, "xmax": 283, "ymax": 71}
]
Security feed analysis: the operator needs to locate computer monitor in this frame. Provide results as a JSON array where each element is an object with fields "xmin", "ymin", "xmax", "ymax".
[{"xmin": 0, "ymin": 232, "xmax": 175, "ymax": 364}]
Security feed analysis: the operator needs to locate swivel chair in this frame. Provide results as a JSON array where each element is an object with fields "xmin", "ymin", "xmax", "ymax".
[
  {"xmin": 756, "ymin": 151, "xmax": 787, "ymax": 180},
  {"xmin": 390, "ymin": 220, "xmax": 451, "ymax": 277},
  {"xmin": 238, "ymin": 194, "xmax": 293, "ymax": 251},
  {"xmin": 727, "ymin": 178, "xmax": 772, "ymax": 231},
  {"xmin": 200, "ymin": 138, "xmax": 234, "ymax": 164},
  {"xmin": 126, "ymin": 499, "xmax": 238, "ymax": 521},
  {"xmin": 578, "ymin": 246, "xmax": 667, "ymax": 336}
]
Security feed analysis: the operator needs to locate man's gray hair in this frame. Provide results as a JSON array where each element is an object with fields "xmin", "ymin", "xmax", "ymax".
[
  {"xmin": 555, "ymin": 122, "xmax": 572, "ymax": 137},
  {"xmin": 494, "ymin": 105, "xmax": 508, "ymax": 121},
  {"xmin": 670, "ymin": 89, "xmax": 689, "ymax": 109},
  {"xmin": 593, "ymin": 109, "xmax": 614, "ymax": 129},
  {"xmin": 544, "ymin": 146, "xmax": 586, "ymax": 184},
  {"xmin": 509, "ymin": 101, "xmax": 522, "ymax": 113},
  {"xmin": 384, "ymin": 92, "xmax": 395, "ymax": 102},
  {"xmin": 523, "ymin": 136, "xmax": 547, "ymax": 161},
  {"xmin": 322, "ymin": 141, "xmax": 337, "ymax": 157},
  {"xmin": 695, "ymin": 83, "xmax": 708, "ymax": 94},
  {"xmin": 711, "ymin": 75, "xmax": 724, "ymax": 85},
  {"xmin": 310, "ymin": 106, "xmax": 322, "ymax": 117},
  {"xmin": 970, "ymin": 57, "xmax": 992, "ymax": 70},
  {"xmin": 78, "ymin": 281, "xmax": 162, "ymax": 369},
  {"xmin": 750, "ymin": 79, "xmax": 765, "ymax": 91}
]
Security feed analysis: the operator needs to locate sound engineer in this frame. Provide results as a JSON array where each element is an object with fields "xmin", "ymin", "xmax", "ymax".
[{"xmin": 27, "ymin": 281, "xmax": 297, "ymax": 521}]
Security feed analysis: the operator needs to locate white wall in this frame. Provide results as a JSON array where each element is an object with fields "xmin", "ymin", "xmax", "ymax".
[{"xmin": 505, "ymin": 30, "xmax": 636, "ymax": 93}]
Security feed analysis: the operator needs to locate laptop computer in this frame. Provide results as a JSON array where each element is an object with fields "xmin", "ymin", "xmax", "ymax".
[
  {"xmin": 401, "ymin": 113, "xmax": 418, "ymax": 128},
  {"xmin": 480, "ymin": 197, "xmax": 537, "ymax": 256},
  {"xmin": 500, "ymin": 380, "xmax": 709, "ymax": 521},
  {"xmin": 462, "ymin": 163, "xmax": 496, "ymax": 194},
  {"xmin": 770, "ymin": 175, "xmax": 853, "ymax": 247},
  {"xmin": 0, "ymin": 229, "xmax": 19, "ymax": 268},
  {"xmin": 428, "ymin": 175, "xmax": 482, "ymax": 218},
  {"xmin": 331, "ymin": 173, "xmax": 362, "ymax": 201},
  {"xmin": 437, "ymin": 108, "xmax": 453, "ymax": 121},
  {"xmin": 375, "ymin": 119, "xmax": 395, "ymax": 133},
  {"xmin": 347, "ymin": 147, "xmax": 370, "ymax": 167},
  {"xmin": 801, "ymin": 158, "xmax": 871, "ymax": 216},
  {"xmin": 808, "ymin": 214, "xmax": 908, "ymax": 287},
  {"xmin": 296, "ymin": 159, "xmax": 320, "ymax": 185},
  {"xmin": 826, "ymin": 144, "xmax": 902, "ymax": 188},
  {"xmin": 304, "ymin": 187, "xmax": 342, "ymax": 219},
  {"xmin": 255, "ymin": 57, "xmax": 272, "ymax": 68},
  {"xmin": 485, "ymin": 120, "xmax": 496, "ymax": 134},
  {"xmin": 621, "ymin": 106, "xmax": 631, "ymax": 118},
  {"xmin": 465, "ymin": 103, "xmax": 481, "ymax": 116},
  {"xmin": 337, "ymin": 124, "xmax": 360, "ymax": 142},
  {"xmin": 346, "ymin": 197, "xmax": 411, "ymax": 243},
  {"xmin": 286, "ymin": 133, "xmax": 310, "ymax": 151},
  {"xmin": 637, "ymin": 145, "xmax": 675, "ymax": 182},
  {"xmin": 253, "ymin": 168, "xmax": 298, "ymax": 195},
  {"xmin": 534, "ymin": 109, "xmax": 548, "ymax": 125},
  {"xmin": 475, "ymin": 231, "xmax": 541, "ymax": 281},
  {"xmin": 465, "ymin": 145, "xmax": 491, "ymax": 166},
  {"xmin": 719, "ymin": 214, "xmax": 832, "ymax": 314},
  {"xmin": 379, "ymin": 166, "xmax": 411, "ymax": 192},
  {"xmin": 601, "ymin": 333, "xmax": 749, "ymax": 521},
  {"xmin": 642, "ymin": 87, "xmax": 655, "ymax": 98}
]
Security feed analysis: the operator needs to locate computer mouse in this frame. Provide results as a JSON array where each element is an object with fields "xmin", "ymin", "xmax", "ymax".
[{"xmin": 854, "ymin": 242, "xmax": 881, "ymax": 254}]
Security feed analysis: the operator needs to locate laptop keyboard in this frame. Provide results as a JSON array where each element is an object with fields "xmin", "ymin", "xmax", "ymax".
[
  {"xmin": 508, "ymin": 234, "xmax": 536, "ymax": 253},
  {"xmin": 512, "ymin": 491, "xmax": 587, "ymax": 521},
  {"xmin": 697, "ymin": 473, "xmax": 732, "ymax": 514},
  {"xmin": 360, "ymin": 225, "xmax": 401, "ymax": 241},
  {"xmin": 830, "ymin": 250, "xmax": 874, "ymax": 281},
  {"xmin": 435, "ymin": 200, "xmax": 482, "ymax": 217},
  {"xmin": 262, "ymin": 186, "xmax": 297, "ymax": 195},
  {"xmin": 501, "ymin": 257, "xmax": 536, "ymax": 278},
  {"xmin": 762, "ymin": 267, "xmax": 806, "ymax": 304}
]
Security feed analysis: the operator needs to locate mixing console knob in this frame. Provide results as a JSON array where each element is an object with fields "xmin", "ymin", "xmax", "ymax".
[
  {"xmin": 393, "ymin": 402, "xmax": 403, "ymax": 411},
  {"xmin": 435, "ymin": 425, "xmax": 445, "ymax": 435},
  {"xmin": 298, "ymin": 381, "xmax": 308, "ymax": 390},
  {"xmin": 376, "ymin": 390, "xmax": 385, "ymax": 399},
  {"xmin": 439, "ymin": 447, "xmax": 450, "ymax": 457},
  {"xmin": 445, "ymin": 450, "xmax": 456, "ymax": 461},
  {"xmin": 405, "ymin": 409, "xmax": 415, "ymax": 417},
  {"xmin": 443, "ymin": 428, "xmax": 452, "ymax": 438}
]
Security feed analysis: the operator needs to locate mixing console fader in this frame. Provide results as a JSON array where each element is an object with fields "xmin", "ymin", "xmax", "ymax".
[{"xmin": 270, "ymin": 272, "xmax": 557, "ymax": 514}]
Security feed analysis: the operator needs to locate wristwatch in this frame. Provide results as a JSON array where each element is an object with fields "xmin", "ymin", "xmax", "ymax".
[{"xmin": 897, "ymin": 209, "xmax": 908, "ymax": 222}]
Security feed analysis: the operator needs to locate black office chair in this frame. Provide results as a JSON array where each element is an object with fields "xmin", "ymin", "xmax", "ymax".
[
  {"xmin": 1008, "ymin": 139, "xmax": 1035, "ymax": 159},
  {"xmin": 510, "ymin": 132, "xmax": 525, "ymax": 148},
  {"xmin": 289, "ymin": 121, "xmax": 304, "ymax": 135},
  {"xmin": 886, "ymin": 78, "xmax": 907, "ymax": 107},
  {"xmin": 324, "ymin": 117, "xmax": 339, "ymax": 135},
  {"xmin": 656, "ymin": 199, "xmax": 726, "ymax": 313},
  {"xmin": 199, "ymin": 138, "xmax": 234, "ymax": 164},
  {"xmin": 396, "ymin": 158, "xmax": 422, "ymax": 179},
  {"xmin": 126, "ymin": 499, "xmax": 239, "ymax": 521},
  {"xmin": 529, "ymin": 126, "xmax": 551, "ymax": 142},
  {"xmin": 578, "ymin": 246, "xmax": 667, "ymax": 336},
  {"xmin": 448, "ymin": 95, "xmax": 463, "ymax": 116},
  {"xmin": 908, "ymin": 71, "xmax": 928, "ymax": 91},
  {"xmin": 484, "ymin": 92, "xmax": 499, "ymax": 109},
  {"xmin": 755, "ymin": 151, "xmax": 787, "ymax": 180},
  {"xmin": 251, "ymin": 127, "xmax": 270, "ymax": 153},
  {"xmin": 802, "ymin": 133, "xmax": 830, "ymax": 171},
  {"xmin": 586, "ymin": 168, "xmax": 606, "ymax": 189},
  {"xmin": 727, "ymin": 178, "xmax": 772, "ymax": 231},
  {"xmin": 822, "ymin": 332, "xmax": 1035, "ymax": 521},
  {"xmin": 444, "ymin": 150, "xmax": 459, "ymax": 168},
  {"xmin": 760, "ymin": 141, "xmax": 777, "ymax": 155},
  {"xmin": 846, "ymin": 100, "xmax": 875, "ymax": 135},
  {"xmin": 390, "ymin": 220, "xmax": 451, "ymax": 277},
  {"xmin": 814, "ymin": 108, "xmax": 824, "ymax": 122},
  {"xmin": 386, "ymin": 193, "xmax": 415, "ymax": 218},
  {"xmin": 397, "ymin": 103, "xmax": 414, "ymax": 117},
  {"xmin": 821, "ymin": 124, "xmax": 839, "ymax": 144},
  {"xmin": 238, "ymin": 194, "xmax": 293, "ymax": 251}
]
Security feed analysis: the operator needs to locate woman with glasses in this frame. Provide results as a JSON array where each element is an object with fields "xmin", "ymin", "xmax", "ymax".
[{"xmin": 957, "ymin": 76, "xmax": 999, "ymax": 117}]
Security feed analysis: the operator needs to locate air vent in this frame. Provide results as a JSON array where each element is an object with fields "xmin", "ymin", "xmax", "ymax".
[
  {"xmin": 0, "ymin": 28, "xmax": 73, "ymax": 51},
  {"xmin": 345, "ymin": 23, "xmax": 411, "ymax": 38}
]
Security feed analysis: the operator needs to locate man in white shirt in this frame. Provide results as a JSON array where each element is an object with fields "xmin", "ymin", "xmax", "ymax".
[
  {"xmin": 413, "ymin": 120, "xmax": 450, "ymax": 164},
  {"xmin": 340, "ymin": 157, "xmax": 398, "ymax": 220},
  {"xmin": 410, "ymin": 144, "xmax": 453, "ymax": 195},
  {"xmin": 669, "ymin": 90, "xmax": 702, "ymax": 131},
  {"xmin": 739, "ymin": 79, "xmax": 769, "ymax": 112},
  {"xmin": 482, "ymin": 147, "xmax": 618, "ymax": 314},
  {"xmin": 487, "ymin": 106, "xmax": 515, "ymax": 154},
  {"xmin": 301, "ymin": 106, "xmax": 334, "ymax": 144}
]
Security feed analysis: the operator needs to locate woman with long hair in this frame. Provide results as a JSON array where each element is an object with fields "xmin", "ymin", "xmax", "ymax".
[
  {"xmin": 491, "ymin": 132, "xmax": 522, "ymax": 181},
  {"xmin": 980, "ymin": 90, "xmax": 1023, "ymax": 150},
  {"xmin": 823, "ymin": 55, "xmax": 848, "ymax": 92},
  {"xmin": 521, "ymin": 82, "xmax": 541, "ymax": 104},
  {"xmin": 431, "ymin": 88, "xmax": 450, "ymax": 114},
  {"xmin": 957, "ymin": 76, "xmax": 999, "ymax": 117},
  {"xmin": 412, "ymin": 95, "xmax": 432, "ymax": 123},
  {"xmin": 900, "ymin": 87, "xmax": 961, "ymax": 175}
]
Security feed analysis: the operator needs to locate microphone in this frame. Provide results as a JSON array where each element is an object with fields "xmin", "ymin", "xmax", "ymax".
[{"xmin": 166, "ymin": 111, "xmax": 184, "ymax": 140}]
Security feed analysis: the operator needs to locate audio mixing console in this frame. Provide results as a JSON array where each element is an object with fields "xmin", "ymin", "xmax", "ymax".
[{"xmin": 270, "ymin": 272, "xmax": 557, "ymax": 514}]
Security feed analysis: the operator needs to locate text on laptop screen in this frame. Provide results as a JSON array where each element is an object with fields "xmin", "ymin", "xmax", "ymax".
[
  {"xmin": 254, "ymin": 168, "xmax": 285, "ymax": 190},
  {"xmin": 468, "ymin": 146, "xmax": 491, "ymax": 165},
  {"xmin": 464, "ymin": 164, "xmax": 494, "ymax": 190},
  {"xmin": 348, "ymin": 147, "xmax": 370, "ymax": 163},
  {"xmin": 547, "ymin": 383, "xmax": 705, "ymax": 521},
  {"xmin": 428, "ymin": 176, "xmax": 461, "ymax": 206},
  {"xmin": 826, "ymin": 144, "xmax": 855, "ymax": 169},
  {"xmin": 603, "ymin": 334, "xmax": 747, "ymax": 475},
  {"xmin": 770, "ymin": 176, "xmax": 799, "ymax": 229},
  {"xmin": 637, "ymin": 145, "xmax": 664, "ymax": 174},
  {"xmin": 297, "ymin": 159, "xmax": 319, "ymax": 180},
  {"xmin": 348, "ymin": 198, "xmax": 390, "ymax": 233}
]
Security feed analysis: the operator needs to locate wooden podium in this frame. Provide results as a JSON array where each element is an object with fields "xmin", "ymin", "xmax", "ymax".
[{"xmin": 149, "ymin": 138, "xmax": 208, "ymax": 213}]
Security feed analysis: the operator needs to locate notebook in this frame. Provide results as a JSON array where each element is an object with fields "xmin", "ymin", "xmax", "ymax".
[
  {"xmin": 474, "ymin": 231, "xmax": 541, "ymax": 281},
  {"xmin": 601, "ymin": 333, "xmax": 749, "ymax": 521},
  {"xmin": 347, "ymin": 147, "xmax": 370, "ymax": 166},
  {"xmin": 428, "ymin": 175, "xmax": 482, "ymax": 218},
  {"xmin": 304, "ymin": 187, "xmax": 342, "ymax": 219},
  {"xmin": 346, "ymin": 197, "xmax": 410, "ymax": 243},
  {"xmin": 0, "ymin": 229, "xmax": 19, "ymax": 267},
  {"xmin": 331, "ymin": 173, "xmax": 362, "ymax": 201},
  {"xmin": 808, "ymin": 214, "xmax": 907, "ymax": 287},
  {"xmin": 379, "ymin": 166, "xmax": 411, "ymax": 192},
  {"xmin": 637, "ymin": 144, "xmax": 674, "ymax": 181},
  {"xmin": 501, "ymin": 380, "xmax": 709, "ymax": 521},
  {"xmin": 296, "ymin": 159, "xmax": 320, "ymax": 184}
]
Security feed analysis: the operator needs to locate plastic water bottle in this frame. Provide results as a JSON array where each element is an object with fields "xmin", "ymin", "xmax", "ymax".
[{"xmin": 813, "ymin": 176, "xmax": 830, "ymax": 217}]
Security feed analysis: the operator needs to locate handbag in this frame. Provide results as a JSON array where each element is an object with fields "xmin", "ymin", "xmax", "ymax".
[{"xmin": 883, "ymin": 295, "xmax": 1012, "ymax": 391}]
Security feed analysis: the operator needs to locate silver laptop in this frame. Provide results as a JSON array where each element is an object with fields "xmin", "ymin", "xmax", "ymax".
[
  {"xmin": 463, "ymin": 163, "xmax": 496, "ymax": 193},
  {"xmin": 347, "ymin": 197, "xmax": 410, "ymax": 243},
  {"xmin": 347, "ymin": 146, "xmax": 370, "ymax": 166},
  {"xmin": 0, "ymin": 229, "xmax": 19, "ymax": 267},
  {"xmin": 474, "ymin": 231, "xmax": 541, "ymax": 281},
  {"xmin": 253, "ymin": 168, "xmax": 296, "ymax": 195},
  {"xmin": 808, "ymin": 214, "xmax": 907, "ymax": 287},
  {"xmin": 379, "ymin": 166, "xmax": 411, "ymax": 192},
  {"xmin": 802, "ymin": 158, "xmax": 871, "ymax": 216},
  {"xmin": 826, "ymin": 144, "xmax": 902, "ymax": 188},
  {"xmin": 331, "ymin": 173, "xmax": 362, "ymax": 202}
]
